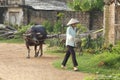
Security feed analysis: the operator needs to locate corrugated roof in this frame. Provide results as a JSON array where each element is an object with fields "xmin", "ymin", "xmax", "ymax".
[{"xmin": 25, "ymin": 0, "xmax": 71, "ymax": 11}]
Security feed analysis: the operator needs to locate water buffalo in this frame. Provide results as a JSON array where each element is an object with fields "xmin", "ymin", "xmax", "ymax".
[{"xmin": 23, "ymin": 25, "xmax": 47, "ymax": 58}]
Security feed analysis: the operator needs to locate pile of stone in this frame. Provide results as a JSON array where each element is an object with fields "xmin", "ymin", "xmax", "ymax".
[{"xmin": 0, "ymin": 24, "xmax": 17, "ymax": 39}]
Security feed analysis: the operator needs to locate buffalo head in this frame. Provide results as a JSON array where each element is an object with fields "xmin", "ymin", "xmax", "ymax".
[
  {"xmin": 24, "ymin": 32, "xmax": 43, "ymax": 44},
  {"xmin": 24, "ymin": 25, "xmax": 47, "ymax": 45}
]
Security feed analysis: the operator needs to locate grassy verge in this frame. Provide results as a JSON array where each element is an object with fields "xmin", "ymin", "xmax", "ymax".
[
  {"xmin": 54, "ymin": 54, "xmax": 120, "ymax": 74},
  {"xmin": 0, "ymin": 38, "xmax": 24, "ymax": 44},
  {"xmin": 45, "ymin": 46, "xmax": 120, "ymax": 75},
  {"xmin": 44, "ymin": 45, "xmax": 66, "ymax": 56}
]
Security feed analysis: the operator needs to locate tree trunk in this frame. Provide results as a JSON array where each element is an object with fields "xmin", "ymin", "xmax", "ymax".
[{"xmin": 103, "ymin": 3, "xmax": 115, "ymax": 46}]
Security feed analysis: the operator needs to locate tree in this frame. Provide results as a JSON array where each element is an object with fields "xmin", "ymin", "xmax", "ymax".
[
  {"xmin": 104, "ymin": 0, "xmax": 115, "ymax": 46},
  {"xmin": 68, "ymin": 0, "xmax": 117, "ymax": 46},
  {"xmin": 68, "ymin": 0, "xmax": 104, "ymax": 30},
  {"xmin": 68, "ymin": 0, "xmax": 104, "ymax": 11}
]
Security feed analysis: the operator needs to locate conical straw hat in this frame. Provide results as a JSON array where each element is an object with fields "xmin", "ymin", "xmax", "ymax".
[{"xmin": 67, "ymin": 18, "xmax": 79, "ymax": 26}]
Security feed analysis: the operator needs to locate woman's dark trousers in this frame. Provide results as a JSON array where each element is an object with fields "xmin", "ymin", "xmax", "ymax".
[{"xmin": 62, "ymin": 45, "xmax": 78, "ymax": 67}]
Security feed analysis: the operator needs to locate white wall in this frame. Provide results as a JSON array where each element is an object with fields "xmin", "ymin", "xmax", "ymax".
[{"xmin": 5, "ymin": 7, "xmax": 23, "ymax": 26}]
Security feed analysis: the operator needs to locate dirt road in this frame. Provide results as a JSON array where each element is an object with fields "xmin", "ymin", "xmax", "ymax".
[{"xmin": 0, "ymin": 43, "xmax": 87, "ymax": 80}]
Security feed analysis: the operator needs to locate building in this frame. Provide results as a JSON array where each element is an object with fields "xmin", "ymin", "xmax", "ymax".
[
  {"xmin": 0, "ymin": 0, "xmax": 72, "ymax": 26},
  {"xmin": 0, "ymin": 0, "xmax": 25, "ymax": 25},
  {"xmin": 0, "ymin": 0, "xmax": 105, "ymax": 31}
]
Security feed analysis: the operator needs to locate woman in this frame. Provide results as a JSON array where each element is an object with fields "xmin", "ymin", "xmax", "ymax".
[{"xmin": 61, "ymin": 18, "xmax": 79, "ymax": 71}]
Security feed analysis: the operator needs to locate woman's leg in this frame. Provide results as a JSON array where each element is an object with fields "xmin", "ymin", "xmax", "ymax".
[
  {"xmin": 69, "ymin": 46, "xmax": 78, "ymax": 67},
  {"xmin": 62, "ymin": 46, "xmax": 71, "ymax": 66}
]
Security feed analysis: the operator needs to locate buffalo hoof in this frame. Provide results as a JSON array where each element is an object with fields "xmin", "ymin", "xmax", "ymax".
[
  {"xmin": 26, "ymin": 56, "xmax": 30, "ymax": 59},
  {"xmin": 34, "ymin": 52, "xmax": 39, "ymax": 57},
  {"xmin": 39, "ymin": 54, "xmax": 43, "ymax": 57},
  {"xmin": 34, "ymin": 54, "xmax": 38, "ymax": 57}
]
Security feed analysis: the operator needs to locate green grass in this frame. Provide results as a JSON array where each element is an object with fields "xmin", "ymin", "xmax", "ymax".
[
  {"xmin": 53, "ymin": 53, "xmax": 120, "ymax": 75},
  {"xmin": 0, "ymin": 38, "xmax": 24, "ymax": 44},
  {"xmin": 44, "ymin": 45, "xmax": 66, "ymax": 56}
]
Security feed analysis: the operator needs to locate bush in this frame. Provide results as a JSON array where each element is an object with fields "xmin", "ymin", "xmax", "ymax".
[
  {"xmin": 53, "ymin": 20, "xmax": 62, "ymax": 33},
  {"xmin": 81, "ymin": 35, "xmax": 104, "ymax": 54},
  {"xmin": 14, "ymin": 24, "xmax": 32, "ymax": 39},
  {"xmin": 112, "ymin": 42, "xmax": 120, "ymax": 54},
  {"xmin": 91, "ymin": 51, "xmax": 120, "ymax": 69},
  {"xmin": 76, "ymin": 24, "xmax": 88, "ymax": 34},
  {"xmin": 42, "ymin": 20, "xmax": 53, "ymax": 33}
]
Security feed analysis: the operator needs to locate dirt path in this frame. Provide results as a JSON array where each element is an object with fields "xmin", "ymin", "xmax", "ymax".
[{"xmin": 0, "ymin": 43, "xmax": 87, "ymax": 80}]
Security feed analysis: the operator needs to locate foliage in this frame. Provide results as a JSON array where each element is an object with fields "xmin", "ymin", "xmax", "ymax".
[
  {"xmin": 11, "ymin": 24, "xmax": 20, "ymax": 30},
  {"xmin": 112, "ymin": 42, "xmax": 120, "ymax": 54},
  {"xmin": 14, "ymin": 24, "xmax": 32, "ymax": 39},
  {"xmin": 42, "ymin": 12, "xmax": 66, "ymax": 34},
  {"xmin": 57, "ymin": 12, "xmax": 64, "ymax": 20},
  {"xmin": 67, "ymin": 0, "xmax": 81, "ymax": 11},
  {"xmin": 53, "ymin": 20, "xmax": 67, "ymax": 34},
  {"xmin": 42, "ymin": 20, "xmax": 53, "ymax": 33},
  {"xmin": 76, "ymin": 24, "xmax": 88, "ymax": 34},
  {"xmin": 68, "ymin": 0, "xmax": 104, "ymax": 12},
  {"xmin": 47, "ymin": 38, "xmax": 60, "ymax": 47},
  {"xmin": 81, "ymin": 35, "xmax": 120, "ymax": 55},
  {"xmin": 53, "ymin": 20, "xmax": 62, "ymax": 33},
  {"xmin": 85, "ymin": 74, "xmax": 120, "ymax": 80},
  {"xmin": 91, "ymin": 52, "xmax": 120, "ymax": 69},
  {"xmin": 54, "ymin": 12, "xmax": 65, "ymax": 34},
  {"xmin": 44, "ymin": 44, "xmax": 66, "ymax": 56},
  {"xmin": 82, "ymin": 35, "xmax": 104, "ymax": 54}
]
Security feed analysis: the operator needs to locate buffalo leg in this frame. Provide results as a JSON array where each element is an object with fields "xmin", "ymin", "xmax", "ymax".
[
  {"xmin": 39, "ymin": 44, "xmax": 43, "ymax": 57},
  {"xmin": 26, "ymin": 44, "xmax": 30, "ymax": 58},
  {"xmin": 34, "ymin": 45, "xmax": 39, "ymax": 57}
]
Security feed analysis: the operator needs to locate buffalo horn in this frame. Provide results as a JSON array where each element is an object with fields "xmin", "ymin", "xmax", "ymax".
[{"xmin": 23, "ymin": 33, "xmax": 31, "ymax": 36}]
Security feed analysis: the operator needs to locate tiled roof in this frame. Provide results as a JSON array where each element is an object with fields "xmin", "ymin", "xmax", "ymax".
[{"xmin": 25, "ymin": 0, "xmax": 71, "ymax": 11}]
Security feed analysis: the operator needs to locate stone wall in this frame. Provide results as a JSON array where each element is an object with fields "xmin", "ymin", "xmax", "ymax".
[
  {"xmin": 115, "ymin": 6, "xmax": 120, "ymax": 24},
  {"xmin": 115, "ymin": 6, "xmax": 120, "ymax": 43},
  {"xmin": 115, "ymin": 24, "xmax": 120, "ymax": 43},
  {"xmin": 23, "ymin": 8, "xmax": 57, "ymax": 25},
  {"xmin": 92, "ymin": 11, "xmax": 103, "ymax": 30},
  {"xmin": 63, "ymin": 11, "xmax": 90, "ymax": 28},
  {"xmin": 23, "ymin": 8, "xmax": 103, "ymax": 30}
]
